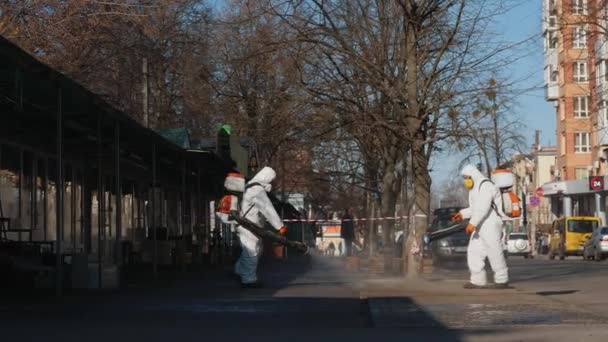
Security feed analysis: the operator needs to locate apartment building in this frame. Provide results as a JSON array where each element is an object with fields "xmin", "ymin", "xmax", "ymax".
[
  {"xmin": 543, "ymin": 0, "xmax": 600, "ymax": 180},
  {"xmin": 541, "ymin": 0, "xmax": 608, "ymax": 224}
]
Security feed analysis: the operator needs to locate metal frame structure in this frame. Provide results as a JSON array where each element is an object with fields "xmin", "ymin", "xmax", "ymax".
[{"xmin": 0, "ymin": 36, "xmax": 231, "ymax": 293}]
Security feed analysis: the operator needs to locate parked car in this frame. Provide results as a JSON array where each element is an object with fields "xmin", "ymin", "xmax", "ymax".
[
  {"xmin": 506, "ymin": 232, "xmax": 532, "ymax": 258},
  {"xmin": 394, "ymin": 207, "xmax": 467, "ymax": 261},
  {"xmin": 427, "ymin": 207, "xmax": 469, "ymax": 263},
  {"xmin": 583, "ymin": 226, "xmax": 608, "ymax": 261},
  {"xmin": 395, "ymin": 207, "xmax": 508, "ymax": 261}
]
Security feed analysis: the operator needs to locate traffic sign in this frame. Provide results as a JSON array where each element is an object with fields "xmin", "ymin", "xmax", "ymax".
[
  {"xmin": 589, "ymin": 176, "xmax": 604, "ymax": 191},
  {"xmin": 529, "ymin": 195, "xmax": 540, "ymax": 207}
]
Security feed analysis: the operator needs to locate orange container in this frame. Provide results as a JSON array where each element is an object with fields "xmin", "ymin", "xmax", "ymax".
[{"xmin": 271, "ymin": 243, "xmax": 286, "ymax": 259}]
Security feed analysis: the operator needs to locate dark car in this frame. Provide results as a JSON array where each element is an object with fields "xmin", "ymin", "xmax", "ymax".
[
  {"xmin": 426, "ymin": 207, "xmax": 469, "ymax": 262},
  {"xmin": 395, "ymin": 207, "xmax": 468, "ymax": 261}
]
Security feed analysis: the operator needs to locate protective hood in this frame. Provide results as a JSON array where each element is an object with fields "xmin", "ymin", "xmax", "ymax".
[
  {"xmin": 461, "ymin": 164, "xmax": 487, "ymax": 187},
  {"xmin": 248, "ymin": 166, "xmax": 276, "ymax": 192}
]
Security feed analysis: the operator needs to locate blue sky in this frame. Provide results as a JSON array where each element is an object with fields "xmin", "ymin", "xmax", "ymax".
[
  {"xmin": 432, "ymin": 0, "xmax": 555, "ymax": 183},
  {"xmin": 499, "ymin": 1, "xmax": 555, "ymax": 146}
]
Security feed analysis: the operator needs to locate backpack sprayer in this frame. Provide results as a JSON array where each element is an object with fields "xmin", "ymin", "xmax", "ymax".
[
  {"xmin": 423, "ymin": 222, "xmax": 467, "ymax": 245},
  {"xmin": 231, "ymin": 211, "xmax": 309, "ymax": 255},
  {"xmin": 216, "ymin": 173, "xmax": 309, "ymax": 255},
  {"xmin": 423, "ymin": 169, "xmax": 521, "ymax": 246}
]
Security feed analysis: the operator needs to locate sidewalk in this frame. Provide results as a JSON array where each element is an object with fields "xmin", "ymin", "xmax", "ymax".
[
  {"xmin": 3, "ymin": 254, "xmax": 608, "ymax": 341},
  {"xmin": 355, "ymin": 261, "xmax": 608, "ymax": 341}
]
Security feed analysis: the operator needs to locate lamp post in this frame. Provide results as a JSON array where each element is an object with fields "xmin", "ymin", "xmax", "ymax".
[{"xmin": 521, "ymin": 177, "xmax": 528, "ymax": 230}]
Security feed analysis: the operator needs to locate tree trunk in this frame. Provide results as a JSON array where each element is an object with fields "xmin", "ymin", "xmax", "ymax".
[
  {"xmin": 380, "ymin": 162, "xmax": 398, "ymax": 253},
  {"xmin": 368, "ymin": 197, "xmax": 376, "ymax": 257},
  {"xmin": 401, "ymin": 160, "xmax": 412, "ymax": 275},
  {"xmin": 364, "ymin": 190, "xmax": 372, "ymax": 255},
  {"xmin": 405, "ymin": 141, "xmax": 432, "ymax": 278}
]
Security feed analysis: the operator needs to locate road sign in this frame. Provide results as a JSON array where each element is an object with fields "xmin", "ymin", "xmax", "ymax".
[
  {"xmin": 536, "ymin": 186, "xmax": 543, "ymax": 197},
  {"xmin": 589, "ymin": 176, "xmax": 604, "ymax": 191},
  {"xmin": 529, "ymin": 195, "xmax": 540, "ymax": 207}
]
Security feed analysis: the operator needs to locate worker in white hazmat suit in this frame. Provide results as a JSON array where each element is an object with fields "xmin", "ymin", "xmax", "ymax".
[
  {"xmin": 452, "ymin": 164, "xmax": 509, "ymax": 289},
  {"xmin": 235, "ymin": 166, "xmax": 287, "ymax": 288}
]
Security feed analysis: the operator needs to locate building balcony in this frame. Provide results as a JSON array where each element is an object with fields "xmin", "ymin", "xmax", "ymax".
[
  {"xmin": 598, "ymin": 128, "xmax": 608, "ymax": 148},
  {"xmin": 598, "ymin": 81, "xmax": 608, "ymax": 102},
  {"xmin": 545, "ymin": 83, "xmax": 558, "ymax": 101},
  {"xmin": 596, "ymin": 37, "xmax": 608, "ymax": 60},
  {"xmin": 544, "ymin": 49, "xmax": 557, "ymax": 68}
]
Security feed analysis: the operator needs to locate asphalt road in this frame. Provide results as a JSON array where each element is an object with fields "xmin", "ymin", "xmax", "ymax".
[
  {"xmin": 2, "ymin": 255, "xmax": 608, "ymax": 341},
  {"xmin": 434, "ymin": 254, "xmax": 608, "ymax": 290}
]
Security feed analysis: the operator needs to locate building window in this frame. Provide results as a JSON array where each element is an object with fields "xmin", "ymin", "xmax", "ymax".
[
  {"xmin": 573, "ymin": 26, "xmax": 587, "ymax": 48},
  {"xmin": 575, "ymin": 167, "xmax": 589, "ymax": 180},
  {"xmin": 551, "ymin": 69, "xmax": 559, "ymax": 82},
  {"xmin": 549, "ymin": 0, "xmax": 557, "ymax": 15},
  {"xmin": 547, "ymin": 64, "xmax": 558, "ymax": 83},
  {"xmin": 573, "ymin": 61, "xmax": 588, "ymax": 82},
  {"xmin": 574, "ymin": 132, "xmax": 591, "ymax": 153},
  {"xmin": 547, "ymin": 31, "xmax": 558, "ymax": 49},
  {"xmin": 572, "ymin": 0, "xmax": 587, "ymax": 15},
  {"xmin": 573, "ymin": 96, "xmax": 589, "ymax": 117},
  {"xmin": 549, "ymin": 16, "xmax": 557, "ymax": 29}
]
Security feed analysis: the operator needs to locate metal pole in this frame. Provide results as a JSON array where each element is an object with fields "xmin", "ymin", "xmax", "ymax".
[
  {"xmin": 152, "ymin": 144, "xmax": 157, "ymax": 279},
  {"xmin": 115, "ymin": 123, "xmax": 122, "ymax": 265},
  {"xmin": 43, "ymin": 158, "xmax": 48, "ymax": 242},
  {"xmin": 131, "ymin": 183, "xmax": 136, "ymax": 244},
  {"xmin": 522, "ymin": 188, "xmax": 528, "ymax": 230},
  {"xmin": 31, "ymin": 157, "xmax": 37, "ymax": 242},
  {"xmin": 181, "ymin": 161, "xmax": 186, "ymax": 271},
  {"xmin": 197, "ymin": 164, "xmax": 202, "ymax": 263},
  {"xmin": 72, "ymin": 166, "xmax": 76, "ymax": 252},
  {"xmin": 83, "ymin": 168, "xmax": 90, "ymax": 254},
  {"xmin": 80, "ymin": 168, "xmax": 84, "ymax": 249},
  {"xmin": 369, "ymin": 199, "xmax": 375, "ymax": 257},
  {"xmin": 19, "ymin": 148, "xmax": 23, "ymax": 242},
  {"xmin": 55, "ymin": 88, "xmax": 64, "ymax": 296},
  {"xmin": 301, "ymin": 217, "xmax": 305, "ymax": 245},
  {"xmin": 97, "ymin": 112, "xmax": 103, "ymax": 289}
]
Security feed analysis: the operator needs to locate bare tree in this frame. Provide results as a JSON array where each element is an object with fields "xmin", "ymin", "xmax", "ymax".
[
  {"xmin": 209, "ymin": 0, "xmax": 312, "ymax": 175},
  {"xmin": 3, "ymin": 0, "xmax": 525, "ymax": 277},
  {"xmin": 452, "ymin": 78, "xmax": 527, "ymax": 176},
  {"xmin": 2, "ymin": 0, "xmax": 217, "ymax": 136},
  {"xmin": 265, "ymin": 0, "xmax": 521, "ymax": 276}
]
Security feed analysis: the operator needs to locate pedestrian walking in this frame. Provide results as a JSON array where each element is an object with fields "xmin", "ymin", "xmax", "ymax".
[{"xmin": 341, "ymin": 208, "xmax": 355, "ymax": 256}]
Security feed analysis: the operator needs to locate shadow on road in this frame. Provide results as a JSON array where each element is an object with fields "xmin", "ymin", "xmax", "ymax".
[
  {"xmin": 536, "ymin": 290, "xmax": 579, "ymax": 296},
  {"xmin": 0, "ymin": 255, "xmax": 469, "ymax": 341}
]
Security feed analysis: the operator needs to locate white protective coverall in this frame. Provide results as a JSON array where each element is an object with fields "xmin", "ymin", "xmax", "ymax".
[
  {"xmin": 459, "ymin": 165, "xmax": 509, "ymax": 286},
  {"xmin": 234, "ymin": 167, "xmax": 283, "ymax": 284}
]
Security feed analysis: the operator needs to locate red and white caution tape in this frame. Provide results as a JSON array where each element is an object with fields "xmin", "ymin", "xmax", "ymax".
[{"xmin": 282, "ymin": 214, "xmax": 427, "ymax": 223}]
